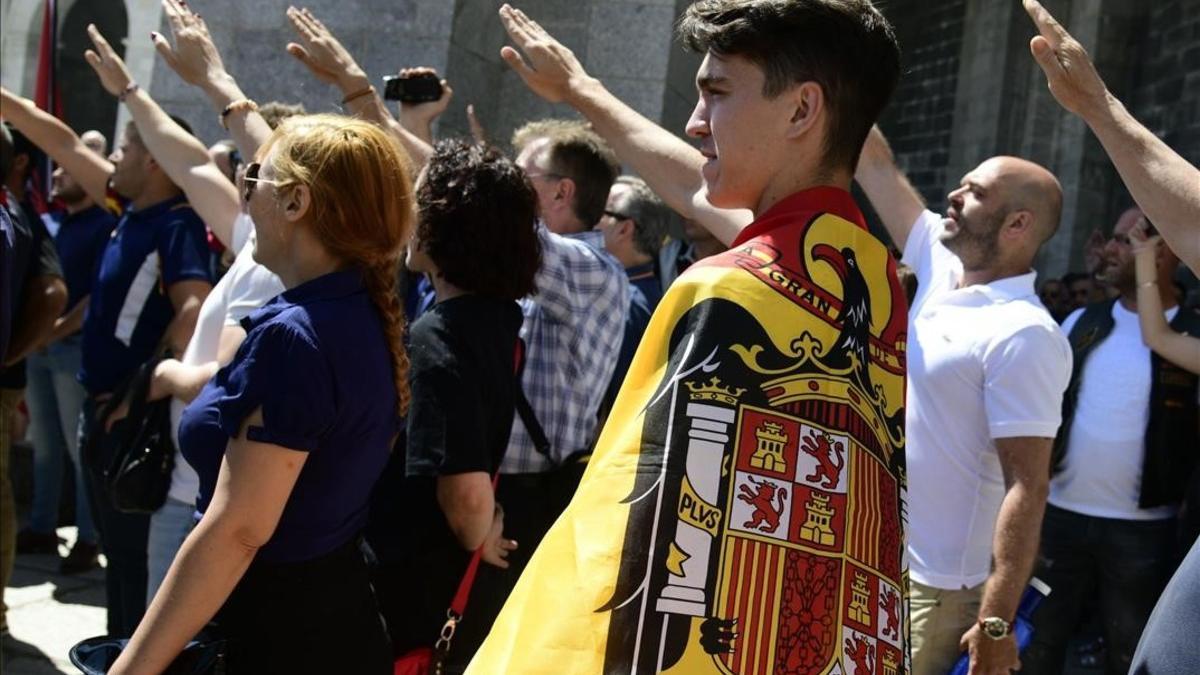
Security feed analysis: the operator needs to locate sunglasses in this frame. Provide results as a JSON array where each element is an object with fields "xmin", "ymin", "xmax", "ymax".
[
  {"xmin": 241, "ymin": 162, "xmax": 283, "ymax": 202},
  {"xmin": 603, "ymin": 209, "xmax": 631, "ymax": 221}
]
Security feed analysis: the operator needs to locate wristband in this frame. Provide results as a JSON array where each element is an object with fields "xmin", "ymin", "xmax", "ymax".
[
  {"xmin": 118, "ymin": 82, "xmax": 140, "ymax": 102},
  {"xmin": 341, "ymin": 85, "xmax": 375, "ymax": 106},
  {"xmin": 1139, "ymin": 281, "xmax": 1158, "ymax": 289},
  {"xmin": 219, "ymin": 99, "xmax": 259, "ymax": 130}
]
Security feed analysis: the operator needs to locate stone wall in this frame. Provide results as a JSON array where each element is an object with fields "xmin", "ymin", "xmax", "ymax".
[
  {"xmin": 3, "ymin": 0, "xmax": 1197, "ymax": 277},
  {"xmin": 1129, "ymin": 0, "xmax": 1200, "ymax": 168},
  {"xmin": 875, "ymin": 0, "xmax": 968, "ymax": 214}
]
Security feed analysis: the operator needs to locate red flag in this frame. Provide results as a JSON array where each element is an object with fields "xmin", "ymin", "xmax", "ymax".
[
  {"xmin": 30, "ymin": 0, "xmax": 59, "ymax": 215},
  {"xmin": 34, "ymin": 0, "xmax": 60, "ymax": 118}
]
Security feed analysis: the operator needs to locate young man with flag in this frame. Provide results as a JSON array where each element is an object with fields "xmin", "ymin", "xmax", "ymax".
[{"xmin": 468, "ymin": 3, "xmax": 908, "ymax": 672}]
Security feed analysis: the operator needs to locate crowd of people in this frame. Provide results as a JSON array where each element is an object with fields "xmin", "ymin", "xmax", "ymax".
[{"xmin": 0, "ymin": 0, "xmax": 1198, "ymax": 673}]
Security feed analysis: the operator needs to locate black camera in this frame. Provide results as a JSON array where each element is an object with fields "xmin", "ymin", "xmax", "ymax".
[{"xmin": 382, "ymin": 72, "xmax": 443, "ymax": 103}]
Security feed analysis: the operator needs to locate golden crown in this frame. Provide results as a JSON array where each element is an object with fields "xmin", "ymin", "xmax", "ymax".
[{"xmin": 686, "ymin": 377, "xmax": 747, "ymax": 406}]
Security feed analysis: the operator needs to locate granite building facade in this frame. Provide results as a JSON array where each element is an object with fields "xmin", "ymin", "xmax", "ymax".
[{"xmin": 2, "ymin": 0, "xmax": 1197, "ymax": 276}]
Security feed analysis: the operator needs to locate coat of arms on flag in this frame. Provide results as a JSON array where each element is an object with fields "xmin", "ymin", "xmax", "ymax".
[{"xmin": 468, "ymin": 188, "xmax": 909, "ymax": 675}]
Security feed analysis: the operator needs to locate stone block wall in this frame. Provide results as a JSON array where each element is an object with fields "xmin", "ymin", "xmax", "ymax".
[
  {"xmin": 875, "ymin": 0, "xmax": 968, "ymax": 214},
  {"xmin": 1130, "ymin": 0, "xmax": 1200, "ymax": 168}
]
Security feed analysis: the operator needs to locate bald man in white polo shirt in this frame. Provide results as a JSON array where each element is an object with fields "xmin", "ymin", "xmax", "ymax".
[{"xmin": 856, "ymin": 127, "xmax": 1072, "ymax": 675}]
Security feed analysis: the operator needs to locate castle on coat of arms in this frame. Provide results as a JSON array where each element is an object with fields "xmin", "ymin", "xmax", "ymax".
[
  {"xmin": 799, "ymin": 491, "xmax": 836, "ymax": 545},
  {"xmin": 750, "ymin": 421, "xmax": 789, "ymax": 473}
]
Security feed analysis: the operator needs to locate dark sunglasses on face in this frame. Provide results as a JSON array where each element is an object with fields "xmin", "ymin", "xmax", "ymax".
[{"xmin": 242, "ymin": 162, "xmax": 282, "ymax": 202}]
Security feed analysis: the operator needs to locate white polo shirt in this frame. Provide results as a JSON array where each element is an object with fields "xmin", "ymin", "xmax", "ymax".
[
  {"xmin": 903, "ymin": 210, "xmax": 1072, "ymax": 590},
  {"xmin": 167, "ymin": 214, "xmax": 283, "ymax": 504}
]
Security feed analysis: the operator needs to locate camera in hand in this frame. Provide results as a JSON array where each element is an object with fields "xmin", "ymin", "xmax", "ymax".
[{"xmin": 383, "ymin": 72, "xmax": 443, "ymax": 103}]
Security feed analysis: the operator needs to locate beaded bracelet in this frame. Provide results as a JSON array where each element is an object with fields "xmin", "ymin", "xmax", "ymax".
[{"xmin": 219, "ymin": 99, "xmax": 259, "ymax": 130}]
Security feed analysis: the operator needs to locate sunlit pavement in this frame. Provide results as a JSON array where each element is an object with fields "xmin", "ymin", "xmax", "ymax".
[{"xmin": 2, "ymin": 526, "xmax": 106, "ymax": 675}]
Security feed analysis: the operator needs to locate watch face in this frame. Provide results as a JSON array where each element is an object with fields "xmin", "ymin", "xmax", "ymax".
[{"xmin": 982, "ymin": 617, "xmax": 1009, "ymax": 639}]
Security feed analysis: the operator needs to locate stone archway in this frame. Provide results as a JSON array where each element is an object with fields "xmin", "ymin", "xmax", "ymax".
[{"xmin": 59, "ymin": 0, "xmax": 128, "ymax": 147}]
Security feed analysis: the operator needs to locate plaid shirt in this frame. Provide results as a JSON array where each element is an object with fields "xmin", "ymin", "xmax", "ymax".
[{"xmin": 501, "ymin": 226, "xmax": 629, "ymax": 474}]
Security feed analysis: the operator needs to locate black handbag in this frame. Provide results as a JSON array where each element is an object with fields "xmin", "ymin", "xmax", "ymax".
[
  {"xmin": 69, "ymin": 636, "xmax": 225, "ymax": 674},
  {"xmin": 94, "ymin": 357, "xmax": 176, "ymax": 514}
]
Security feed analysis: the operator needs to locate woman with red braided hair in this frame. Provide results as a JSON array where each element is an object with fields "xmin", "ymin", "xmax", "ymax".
[{"xmin": 109, "ymin": 114, "xmax": 414, "ymax": 674}]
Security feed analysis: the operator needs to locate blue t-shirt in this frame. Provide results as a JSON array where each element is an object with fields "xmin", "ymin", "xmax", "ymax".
[
  {"xmin": 79, "ymin": 195, "xmax": 210, "ymax": 394},
  {"xmin": 602, "ymin": 262, "xmax": 662, "ymax": 412},
  {"xmin": 179, "ymin": 268, "xmax": 400, "ymax": 564},
  {"xmin": 51, "ymin": 205, "xmax": 117, "ymax": 311}
]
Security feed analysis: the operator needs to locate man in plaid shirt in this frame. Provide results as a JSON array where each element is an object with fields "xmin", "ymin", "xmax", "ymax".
[{"xmin": 457, "ymin": 120, "xmax": 628, "ymax": 655}]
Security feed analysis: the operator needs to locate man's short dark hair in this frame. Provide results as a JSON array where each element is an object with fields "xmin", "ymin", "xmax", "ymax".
[
  {"xmin": 4, "ymin": 123, "xmax": 47, "ymax": 182},
  {"xmin": 1062, "ymin": 272, "xmax": 1092, "ymax": 288},
  {"xmin": 417, "ymin": 140, "xmax": 542, "ymax": 299},
  {"xmin": 513, "ymin": 119, "xmax": 620, "ymax": 227},
  {"xmin": 169, "ymin": 114, "xmax": 194, "ymax": 138},
  {"xmin": 0, "ymin": 124, "xmax": 13, "ymax": 178},
  {"xmin": 614, "ymin": 176, "xmax": 673, "ymax": 258},
  {"xmin": 678, "ymin": 0, "xmax": 900, "ymax": 173}
]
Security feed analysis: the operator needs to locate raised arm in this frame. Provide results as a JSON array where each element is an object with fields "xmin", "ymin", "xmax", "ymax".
[
  {"xmin": 1024, "ymin": 0, "xmax": 1200, "ymax": 274},
  {"xmin": 85, "ymin": 24, "xmax": 241, "ymax": 248},
  {"xmin": 498, "ymin": 5, "xmax": 752, "ymax": 245},
  {"xmin": 853, "ymin": 126, "xmax": 926, "ymax": 251},
  {"xmin": 284, "ymin": 7, "xmax": 432, "ymax": 167},
  {"xmin": 0, "ymin": 88, "xmax": 112, "ymax": 206},
  {"xmin": 394, "ymin": 67, "xmax": 454, "ymax": 145},
  {"xmin": 1132, "ymin": 229, "xmax": 1200, "ymax": 375},
  {"xmin": 152, "ymin": 0, "xmax": 272, "ymax": 163}
]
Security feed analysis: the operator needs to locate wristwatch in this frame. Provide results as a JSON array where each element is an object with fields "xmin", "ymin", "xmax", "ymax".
[{"xmin": 979, "ymin": 616, "xmax": 1012, "ymax": 640}]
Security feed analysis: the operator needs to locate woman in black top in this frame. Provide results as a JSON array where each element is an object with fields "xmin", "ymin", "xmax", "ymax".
[{"xmin": 369, "ymin": 140, "xmax": 541, "ymax": 668}]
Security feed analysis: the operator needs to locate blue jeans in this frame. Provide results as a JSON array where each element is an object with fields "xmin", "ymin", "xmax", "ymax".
[
  {"xmin": 1022, "ymin": 504, "xmax": 1176, "ymax": 675},
  {"xmin": 146, "ymin": 497, "xmax": 194, "ymax": 604},
  {"xmin": 26, "ymin": 336, "xmax": 95, "ymax": 543}
]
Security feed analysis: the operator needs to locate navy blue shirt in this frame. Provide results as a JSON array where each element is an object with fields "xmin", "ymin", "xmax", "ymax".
[
  {"xmin": 50, "ymin": 206, "xmax": 117, "ymax": 311},
  {"xmin": 179, "ymin": 268, "xmax": 400, "ymax": 563},
  {"xmin": 1, "ymin": 194, "xmax": 63, "ymax": 389},
  {"xmin": 0, "ymin": 205, "xmax": 14, "ymax": 363},
  {"xmin": 601, "ymin": 262, "xmax": 662, "ymax": 414},
  {"xmin": 79, "ymin": 195, "xmax": 210, "ymax": 394}
]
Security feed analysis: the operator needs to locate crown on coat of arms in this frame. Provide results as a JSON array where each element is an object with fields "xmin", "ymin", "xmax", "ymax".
[{"xmin": 686, "ymin": 377, "xmax": 746, "ymax": 406}]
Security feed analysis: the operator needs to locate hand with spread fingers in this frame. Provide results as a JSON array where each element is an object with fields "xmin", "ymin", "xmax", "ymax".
[
  {"xmin": 285, "ymin": 6, "xmax": 368, "ymax": 91},
  {"xmin": 152, "ymin": 0, "xmax": 231, "ymax": 91},
  {"xmin": 498, "ymin": 3, "xmax": 591, "ymax": 104},
  {"xmin": 83, "ymin": 24, "xmax": 135, "ymax": 97},
  {"xmin": 1022, "ymin": 0, "xmax": 1109, "ymax": 118},
  {"xmin": 395, "ymin": 67, "xmax": 453, "ymax": 143}
]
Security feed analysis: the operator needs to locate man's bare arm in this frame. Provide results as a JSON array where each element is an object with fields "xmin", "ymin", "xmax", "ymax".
[
  {"xmin": 42, "ymin": 295, "xmax": 89, "ymax": 347},
  {"xmin": 152, "ymin": 0, "xmax": 273, "ymax": 162},
  {"xmin": 85, "ymin": 24, "xmax": 241, "ymax": 249},
  {"xmin": 498, "ymin": 5, "xmax": 752, "ymax": 244},
  {"xmin": 0, "ymin": 88, "xmax": 112, "ymax": 206},
  {"xmin": 285, "ymin": 7, "xmax": 433, "ymax": 167},
  {"xmin": 853, "ymin": 126, "xmax": 926, "ymax": 252},
  {"xmin": 960, "ymin": 436, "xmax": 1052, "ymax": 674},
  {"xmin": 4, "ymin": 276, "xmax": 68, "ymax": 366},
  {"xmin": 1024, "ymin": 0, "xmax": 1200, "ymax": 273},
  {"xmin": 164, "ymin": 279, "xmax": 211, "ymax": 357}
]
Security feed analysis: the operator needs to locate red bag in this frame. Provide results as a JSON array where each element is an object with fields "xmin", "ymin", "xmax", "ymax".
[
  {"xmin": 392, "ymin": 502, "xmax": 491, "ymax": 675},
  {"xmin": 393, "ymin": 646, "xmax": 434, "ymax": 675},
  {"xmin": 393, "ymin": 341, "xmax": 523, "ymax": 675}
]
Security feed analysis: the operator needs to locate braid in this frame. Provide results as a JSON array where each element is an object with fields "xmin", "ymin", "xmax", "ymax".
[{"xmin": 362, "ymin": 261, "xmax": 410, "ymax": 417}]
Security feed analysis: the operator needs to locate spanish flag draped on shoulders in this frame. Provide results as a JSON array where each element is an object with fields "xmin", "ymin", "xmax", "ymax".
[{"xmin": 469, "ymin": 186, "xmax": 910, "ymax": 675}]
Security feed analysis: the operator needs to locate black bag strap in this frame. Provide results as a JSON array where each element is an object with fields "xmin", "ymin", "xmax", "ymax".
[{"xmin": 511, "ymin": 338, "xmax": 553, "ymax": 462}]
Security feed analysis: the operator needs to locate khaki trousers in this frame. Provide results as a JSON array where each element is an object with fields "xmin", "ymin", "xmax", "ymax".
[
  {"xmin": 1, "ymin": 388, "xmax": 23, "ymax": 633},
  {"xmin": 910, "ymin": 578, "xmax": 983, "ymax": 675}
]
